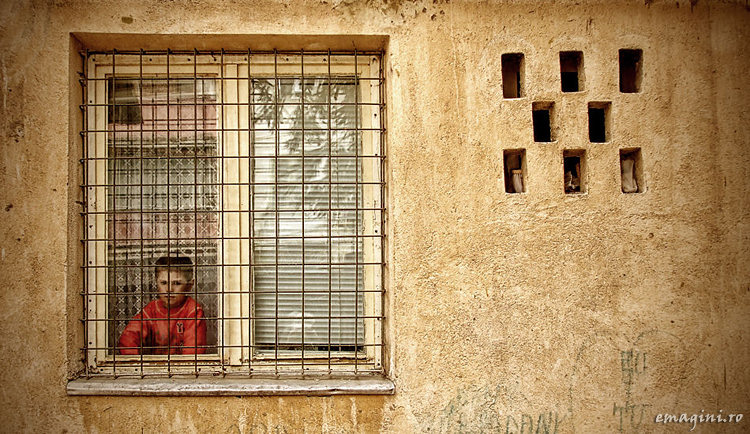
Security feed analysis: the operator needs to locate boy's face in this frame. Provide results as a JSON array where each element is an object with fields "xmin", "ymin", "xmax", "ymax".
[{"xmin": 156, "ymin": 269, "xmax": 193, "ymax": 309}]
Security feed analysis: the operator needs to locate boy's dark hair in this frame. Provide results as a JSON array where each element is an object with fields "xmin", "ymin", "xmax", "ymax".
[{"xmin": 154, "ymin": 255, "xmax": 194, "ymax": 282}]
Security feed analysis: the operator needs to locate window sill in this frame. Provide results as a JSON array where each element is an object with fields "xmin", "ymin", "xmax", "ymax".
[{"xmin": 67, "ymin": 376, "xmax": 395, "ymax": 396}]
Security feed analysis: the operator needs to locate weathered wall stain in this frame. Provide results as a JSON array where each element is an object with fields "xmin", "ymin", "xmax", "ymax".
[
  {"xmin": 508, "ymin": 413, "xmax": 565, "ymax": 434},
  {"xmin": 613, "ymin": 348, "xmax": 650, "ymax": 432},
  {"xmin": 225, "ymin": 423, "xmax": 288, "ymax": 434},
  {"xmin": 431, "ymin": 331, "xmax": 688, "ymax": 433},
  {"xmin": 568, "ymin": 330, "xmax": 691, "ymax": 432},
  {"xmin": 428, "ymin": 384, "xmax": 570, "ymax": 433}
]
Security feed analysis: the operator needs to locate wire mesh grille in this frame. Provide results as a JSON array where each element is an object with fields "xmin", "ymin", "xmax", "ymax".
[{"xmin": 80, "ymin": 49, "xmax": 385, "ymax": 378}]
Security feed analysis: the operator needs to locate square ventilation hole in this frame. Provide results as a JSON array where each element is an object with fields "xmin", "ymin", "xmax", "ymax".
[
  {"xmin": 502, "ymin": 53, "xmax": 525, "ymax": 99},
  {"xmin": 532, "ymin": 101, "xmax": 554, "ymax": 142},
  {"xmin": 620, "ymin": 148, "xmax": 644, "ymax": 193},
  {"xmin": 588, "ymin": 101, "xmax": 611, "ymax": 143},
  {"xmin": 503, "ymin": 149, "xmax": 527, "ymax": 193},
  {"xmin": 560, "ymin": 51, "xmax": 584, "ymax": 92},
  {"xmin": 619, "ymin": 49, "xmax": 642, "ymax": 93},
  {"xmin": 563, "ymin": 150, "xmax": 586, "ymax": 194}
]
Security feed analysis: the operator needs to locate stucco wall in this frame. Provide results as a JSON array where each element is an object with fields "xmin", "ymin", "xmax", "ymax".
[{"xmin": 1, "ymin": 0, "xmax": 748, "ymax": 432}]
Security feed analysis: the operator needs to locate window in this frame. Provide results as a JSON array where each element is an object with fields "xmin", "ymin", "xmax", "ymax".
[{"xmin": 81, "ymin": 50, "xmax": 385, "ymax": 378}]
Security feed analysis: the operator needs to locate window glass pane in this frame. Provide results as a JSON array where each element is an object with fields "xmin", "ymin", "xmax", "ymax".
[
  {"xmin": 252, "ymin": 77, "xmax": 364, "ymax": 349},
  {"xmin": 107, "ymin": 77, "xmax": 219, "ymax": 355}
]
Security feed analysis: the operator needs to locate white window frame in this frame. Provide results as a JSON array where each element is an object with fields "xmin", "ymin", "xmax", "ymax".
[{"xmin": 83, "ymin": 51, "xmax": 384, "ymax": 376}]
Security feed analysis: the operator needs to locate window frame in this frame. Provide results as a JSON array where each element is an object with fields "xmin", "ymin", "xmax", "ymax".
[{"xmin": 81, "ymin": 50, "xmax": 385, "ymax": 378}]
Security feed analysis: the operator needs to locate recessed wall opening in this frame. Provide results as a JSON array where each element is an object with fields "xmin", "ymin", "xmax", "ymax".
[
  {"xmin": 532, "ymin": 101, "xmax": 554, "ymax": 142},
  {"xmin": 77, "ymin": 48, "xmax": 386, "ymax": 378},
  {"xmin": 620, "ymin": 148, "xmax": 644, "ymax": 193},
  {"xmin": 560, "ymin": 51, "xmax": 583, "ymax": 92},
  {"xmin": 619, "ymin": 49, "xmax": 642, "ymax": 93},
  {"xmin": 588, "ymin": 101, "xmax": 611, "ymax": 143},
  {"xmin": 563, "ymin": 150, "xmax": 586, "ymax": 194},
  {"xmin": 502, "ymin": 53, "xmax": 525, "ymax": 99},
  {"xmin": 503, "ymin": 149, "xmax": 527, "ymax": 194}
]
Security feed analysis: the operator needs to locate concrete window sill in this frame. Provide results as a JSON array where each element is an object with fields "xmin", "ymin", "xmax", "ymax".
[{"xmin": 67, "ymin": 376, "xmax": 395, "ymax": 396}]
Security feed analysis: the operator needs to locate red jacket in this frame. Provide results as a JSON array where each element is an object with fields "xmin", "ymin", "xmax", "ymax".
[{"xmin": 118, "ymin": 297, "xmax": 206, "ymax": 355}]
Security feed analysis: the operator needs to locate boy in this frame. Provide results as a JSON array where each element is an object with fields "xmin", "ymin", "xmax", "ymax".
[{"xmin": 118, "ymin": 255, "xmax": 207, "ymax": 355}]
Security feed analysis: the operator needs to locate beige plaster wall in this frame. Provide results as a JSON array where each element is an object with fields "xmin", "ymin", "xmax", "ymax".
[{"xmin": 0, "ymin": 0, "xmax": 748, "ymax": 432}]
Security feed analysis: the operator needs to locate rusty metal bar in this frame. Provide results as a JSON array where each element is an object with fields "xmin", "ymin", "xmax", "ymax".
[
  {"xmin": 247, "ymin": 48, "xmax": 254, "ymax": 376},
  {"xmin": 273, "ymin": 49, "xmax": 280, "ymax": 375},
  {"xmin": 166, "ymin": 49, "xmax": 173, "ymax": 376},
  {"xmin": 300, "ymin": 49, "xmax": 306, "ymax": 372},
  {"xmin": 219, "ymin": 48, "xmax": 226, "ymax": 375},
  {"xmin": 327, "ymin": 49, "xmax": 333, "ymax": 374},
  {"xmin": 192, "ymin": 48, "xmax": 200, "ymax": 376}
]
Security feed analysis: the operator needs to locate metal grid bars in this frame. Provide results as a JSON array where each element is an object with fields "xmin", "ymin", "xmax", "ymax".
[{"xmin": 80, "ymin": 49, "xmax": 385, "ymax": 378}]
